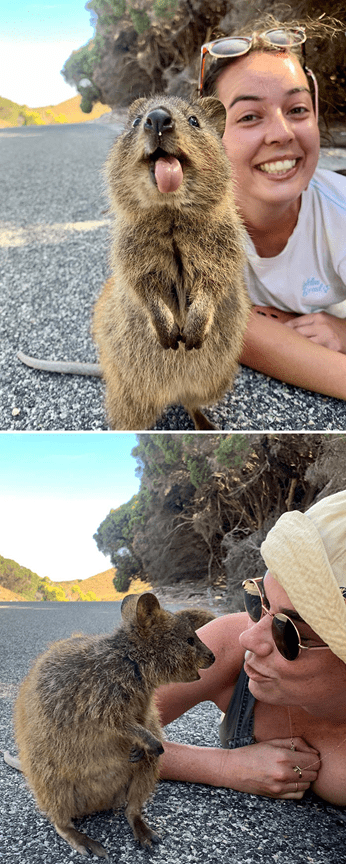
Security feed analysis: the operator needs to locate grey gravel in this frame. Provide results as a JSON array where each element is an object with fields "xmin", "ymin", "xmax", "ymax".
[
  {"xmin": 1, "ymin": 123, "xmax": 346, "ymax": 431},
  {"xmin": 1, "ymin": 602, "xmax": 345, "ymax": 863}
]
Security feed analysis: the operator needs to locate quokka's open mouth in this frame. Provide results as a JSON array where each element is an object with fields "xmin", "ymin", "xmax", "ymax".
[{"xmin": 147, "ymin": 147, "xmax": 185, "ymax": 193}]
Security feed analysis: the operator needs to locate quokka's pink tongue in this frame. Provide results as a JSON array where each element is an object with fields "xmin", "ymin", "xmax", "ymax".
[{"xmin": 154, "ymin": 155, "xmax": 183, "ymax": 193}]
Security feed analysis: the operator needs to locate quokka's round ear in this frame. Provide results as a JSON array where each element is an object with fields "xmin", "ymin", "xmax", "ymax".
[
  {"xmin": 195, "ymin": 97, "xmax": 227, "ymax": 137},
  {"xmin": 136, "ymin": 593, "xmax": 161, "ymax": 629},
  {"xmin": 121, "ymin": 593, "xmax": 139, "ymax": 625},
  {"xmin": 176, "ymin": 608, "xmax": 216, "ymax": 630}
]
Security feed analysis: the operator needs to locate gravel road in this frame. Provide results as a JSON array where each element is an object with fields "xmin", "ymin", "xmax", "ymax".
[
  {"xmin": 1, "ymin": 601, "xmax": 345, "ymax": 864},
  {"xmin": 1, "ymin": 121, "xmax": 346, "ymax": 431}
]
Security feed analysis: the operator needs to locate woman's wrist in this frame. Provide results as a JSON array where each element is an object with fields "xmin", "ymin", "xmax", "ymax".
[
  {"xmin": 159, "ymin": 739, "xmax": 251, "ymax": 791},
  {"xmin": 159, "ymin": 740, "xmax": 227, "ymax": 787}
]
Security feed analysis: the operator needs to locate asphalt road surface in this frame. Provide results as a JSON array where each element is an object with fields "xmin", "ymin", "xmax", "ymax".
[
  {"xmin": 1, "ymin": 601, "xmax": 345, "ymax": 864},
  {"xmin": 1, "ymin": 121, "xmax": 346, "ymax": 431}
]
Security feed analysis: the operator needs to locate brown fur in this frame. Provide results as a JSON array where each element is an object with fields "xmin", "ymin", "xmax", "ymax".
[
  {"xmin": 93, "ymin": 94, "xmax": 250, "ymax": 430},
  {"xmin": 14, "ymin": 593, "xmax": 215, "ymax": 858}
]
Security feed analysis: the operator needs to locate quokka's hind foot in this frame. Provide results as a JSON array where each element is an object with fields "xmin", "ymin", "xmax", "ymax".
[
  {"xmin": 130, "ymin": 814, "xmax": 161, "ymax": 847},
  {"xmin": 55, "ymin": 823, "xmax": 109, "ymax": 859},
  {"xmin": 187, "ymin": 407, "xmax": 218, "ymax": 431}
]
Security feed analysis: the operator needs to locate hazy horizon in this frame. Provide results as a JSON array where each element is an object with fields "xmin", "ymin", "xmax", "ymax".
[
  {"xmin": 0, "ymin": 433, "xmax": 140, "ymax": 582},
  {"xmin": 1, "ymin": 1, "xmax": 95, "ymax": 106}
]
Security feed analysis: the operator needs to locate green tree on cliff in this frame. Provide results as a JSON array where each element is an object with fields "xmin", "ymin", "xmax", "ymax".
[{"xmin": 94, "ymin": 495, "xmax": 146, "ymax": 591}]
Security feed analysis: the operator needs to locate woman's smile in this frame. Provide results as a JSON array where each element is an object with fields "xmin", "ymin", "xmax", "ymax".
[{"xmin": 254, "ymin": 156, "xmax": 301, "ymax": 177}]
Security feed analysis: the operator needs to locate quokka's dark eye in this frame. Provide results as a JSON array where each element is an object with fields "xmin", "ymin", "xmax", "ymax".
[
  {"xmin": 187, "ymin": 636, "xmax": 195, "ymax": 645},
  {"xmin": 188, "ymin": 115, "xmax": 199, "ymax": 128},
  {"xmin": 132, "ymin": 116, "xmax": 142, "ymax": 128}
]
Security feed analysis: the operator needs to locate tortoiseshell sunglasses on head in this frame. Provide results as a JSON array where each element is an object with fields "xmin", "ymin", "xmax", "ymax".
[{"xmin": 199, "ymin": 28, "xmax": 319, "ymax": 121}]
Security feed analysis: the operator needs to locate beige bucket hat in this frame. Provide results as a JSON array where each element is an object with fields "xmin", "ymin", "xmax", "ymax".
[{"xmin": 260, "ymin": 490, "xmax": 346, "ymax": 663}]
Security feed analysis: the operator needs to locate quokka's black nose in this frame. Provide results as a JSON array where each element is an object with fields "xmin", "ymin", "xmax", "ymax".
[{"xmin": 144, "ymin": 109, "xmax": 174, "ymax": 135}]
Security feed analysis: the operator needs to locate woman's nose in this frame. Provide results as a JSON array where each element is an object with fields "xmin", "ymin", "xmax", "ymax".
[
  {"xmin": 264, "ymin": 109, "xmax": 294, "ymax": 145},
  {"xmin": 239, "ymin": 615, "xmax": 274, "ymax": 656}
]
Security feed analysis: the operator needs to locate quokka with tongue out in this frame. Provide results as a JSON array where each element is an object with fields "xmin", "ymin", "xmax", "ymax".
[
  {"xmin": 19, "ymin": 95, "xmax": 250, "ymax": 430},
  {"xmin": 92, "ymin": 94, "xmax": 250, "ymax": 430}
]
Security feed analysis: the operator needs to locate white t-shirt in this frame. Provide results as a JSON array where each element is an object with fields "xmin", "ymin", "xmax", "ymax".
[{"xmin": 244, "ymin": 168, "xmax": 346, "ymax": 316}]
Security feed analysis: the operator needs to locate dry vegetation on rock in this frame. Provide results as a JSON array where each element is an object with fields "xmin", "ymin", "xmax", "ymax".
[
  {"xmin": 62, "ymin": 0, "xmax": 346, "ymax": 126},
  {"xmin": 94, "ymin": 434, "xmax": 346, "ymax": 611}
]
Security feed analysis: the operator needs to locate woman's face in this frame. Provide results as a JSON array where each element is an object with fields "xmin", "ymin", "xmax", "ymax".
[
  {"xmin": 239, "ymin": 572, "xmax": 346, "ymax": 717},
  {"xmin": 216, "ymin": 51, "xmax": 320, "ymax": 214}
]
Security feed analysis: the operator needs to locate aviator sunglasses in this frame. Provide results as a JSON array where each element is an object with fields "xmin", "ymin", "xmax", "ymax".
[
  {"xmin": 242, "ymin": 577, "xmax": 330, "ymax": 661},
  {"xmin": 199, "ymin": 28, "xmax": 319, "ymax": 121}
]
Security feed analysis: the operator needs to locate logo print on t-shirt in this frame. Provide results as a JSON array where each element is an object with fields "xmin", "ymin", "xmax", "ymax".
[{"xmin": 302, "ymin": 277, "xmax": 330, "ymax": 298}]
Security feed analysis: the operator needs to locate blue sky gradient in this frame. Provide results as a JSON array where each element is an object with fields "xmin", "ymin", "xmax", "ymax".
[
  {"xmin": 0, "ymin": 433, "xmax": 142, "ymax": 582},
  {"xmin": 3, "ymin": 0, "xmax": 94, "ymax": 42},
  {"xmin": 1, "ymin": 0, "xmax": 95, "ymax": 105},
  {"xmin": 0, "ymin": 433, "xmax": 139, "ymax": 500}
]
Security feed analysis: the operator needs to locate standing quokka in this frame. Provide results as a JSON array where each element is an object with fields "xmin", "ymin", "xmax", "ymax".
[
  {"xmin": 93, "ymin": 94, "xmax": 250, "ymax": 430},
  {"xmin": 18, "ymin": 95, "xmax": 250, "ymax": 430},
  {"xmin": 14, "ymin": 593, "xmax": 215, "ymax": 859}
]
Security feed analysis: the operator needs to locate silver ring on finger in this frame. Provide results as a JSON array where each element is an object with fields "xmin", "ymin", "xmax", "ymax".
[
  {"xmin": 295, "ymin": 782, "xmax": 298, "ymax": 792},
  {"xmin": 293, "ymin": 765, "xmax": 303, "ymax": 779}
]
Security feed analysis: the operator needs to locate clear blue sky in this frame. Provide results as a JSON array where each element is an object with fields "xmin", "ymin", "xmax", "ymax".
[
  {"xmin": 0, "ymin": 0, "xmax": 95, "ymax": 106},
  {"xmin": 0, "ymin": 432, "xmax": 141, "ymax": 582}
]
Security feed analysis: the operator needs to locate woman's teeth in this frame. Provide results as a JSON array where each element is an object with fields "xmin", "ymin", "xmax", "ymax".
[{"xmin": 257, "ymin": 159, "xmax": 297, "ymax": 174}]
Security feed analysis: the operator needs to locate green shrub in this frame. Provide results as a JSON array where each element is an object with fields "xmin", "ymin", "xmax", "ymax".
[
  {"xmin": 153, "ymin": 0, "xmax": 178, "ymax": 18},
  {"xmin": 38, "ymin": 581, "xmax": 67, "ymax": 601},
  {"xmin": 113, "ymin": 568, "xmax": 132, "ymax": 593},
  {"xmin": 129, "ymin": 8, "xmax": 150, "ymax": 33},
  {"xmin": 80, "ymin": 93, "xmax": 93, "ymax": 113}
]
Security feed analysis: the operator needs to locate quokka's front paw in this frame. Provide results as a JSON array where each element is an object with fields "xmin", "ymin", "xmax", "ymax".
[
  {"xmin": 148, "ymin": 741, "xmax": 164, "ymax": 756},
  {"xmin": 180, "ymin": 328, "xmax": 207, "ymax": 351},
  {"xmin": 129, "ymin": 746, "xmax": 145, "ymax": 762},
  {"xmin": 157, "ymin": 321, "xmax": 181, "ymax": 350},
  {"xmin": 129, "ymin": 742, "xmax": 164, "ymax": 762}
]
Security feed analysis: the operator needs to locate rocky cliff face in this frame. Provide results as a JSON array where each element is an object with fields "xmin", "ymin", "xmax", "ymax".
[
  {"xmin": 73, "ymin": 0, "xmax": 345, "ymax": 119},
  {"xmin": 129, "ymin": 433, "xmax": 342, "ymax": 599},
  {"xmin": 93, "ymin": 434, "xmax": 346, "ymax": 609},
  {"xmin": 90, "ymin": 0, "xmax": 229, "ymax": 107},
  {"xmin": 133, "ymin": 471, "xmax": 212, "ymax": 583},
  {"xmin": 92, "ymin": 23, "xmax": 157, "ymax": 107}
]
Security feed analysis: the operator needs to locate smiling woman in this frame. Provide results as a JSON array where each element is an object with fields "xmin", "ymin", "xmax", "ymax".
[
  {"xmin": 217, "ymin": 51, "xmax": 320, "ymax": 240},
  {"xmin": 199, "ymin": 16, "xmax": 346, "ymax": 404}
]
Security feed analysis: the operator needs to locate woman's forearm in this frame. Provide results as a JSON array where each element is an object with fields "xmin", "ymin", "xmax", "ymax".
[
  {"xmin": 159, "ymin": 739, "xmax": 269, "ymax": 792},
  {"xmin": 240, "ymin": 311, "xmax": 346, "ymax": 400},
  {"xmin": 158, "ymin": 737, "xmax": 320, "ymax": 799},
  {"xmin": 159, "ymin": 739, "xmax": 232, "ymax": 788}
]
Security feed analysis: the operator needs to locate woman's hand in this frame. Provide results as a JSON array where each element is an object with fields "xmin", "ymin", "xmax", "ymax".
[
  {"xmin": 285, "ymin": 312, "xmax": 346, "ymax": 353},
  {"xmin": 221, "ymin": 737, "xmax": 320, "ymax": 800},
  {"xmin": 159, "ymin": 737, "xmax": 321, "ymax": 801}
]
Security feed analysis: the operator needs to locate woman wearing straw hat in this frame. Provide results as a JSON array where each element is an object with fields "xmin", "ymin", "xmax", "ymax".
[
  {"xmin": 156, "ymin": 490, "xmax": 346, "ymax": 804},
  {"xmin": 198, "ymin": 15, "xmax": 346, "ymax": 402}
]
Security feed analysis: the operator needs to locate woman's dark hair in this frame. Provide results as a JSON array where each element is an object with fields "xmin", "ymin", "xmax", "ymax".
[{"xmin": 200, "ymin": 12, "xmax": 345, "ymax": 127}]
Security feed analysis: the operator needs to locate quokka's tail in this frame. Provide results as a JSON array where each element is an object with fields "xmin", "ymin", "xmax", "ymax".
[
  {"xmin": 3, "ymin": 751, "xmax": 22, "ymax": 771},
  {"xmin": 17, "ymin": 351, "xmax": 102, "ymax": 377}
]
